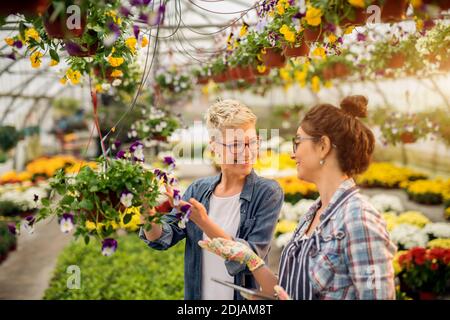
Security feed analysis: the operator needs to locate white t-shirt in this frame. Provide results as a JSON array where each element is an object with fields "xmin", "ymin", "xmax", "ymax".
[{"xmin": 201, "ymin": 192, "xmax": 241, "ymax": 300}]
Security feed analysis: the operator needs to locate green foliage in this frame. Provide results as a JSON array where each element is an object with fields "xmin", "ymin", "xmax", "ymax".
[
  {"xmin": 0, "ymin": 126, "xmax": 21, "ymax": 152},
  {"xmin": 37, "ymin": 157, "xmax": 162, "ymax": 241},
  {"xmin": 0, "ymin": 221, "xmax": 17, "ymax": 259},
  {"xmin": 43, "ymin": 235, "xmax": 185, "ymax": 300}
]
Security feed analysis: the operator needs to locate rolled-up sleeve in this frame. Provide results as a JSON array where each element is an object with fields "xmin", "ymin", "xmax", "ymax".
[
  {"xmin": 139, "ymin": 183, "xmax": 195, "ymax": 250},
  {"xmin": 225, "ymin": 182, "xmax": 284, "ymax": 276},
  {"xmin": 343, "ymin": 201, "xmax": 397, "ymax": 299}
]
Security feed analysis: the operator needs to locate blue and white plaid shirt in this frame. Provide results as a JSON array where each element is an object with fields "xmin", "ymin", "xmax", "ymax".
[{"xmin": 279, "ymin": 178, "xmax": 397, "ymax": 300}]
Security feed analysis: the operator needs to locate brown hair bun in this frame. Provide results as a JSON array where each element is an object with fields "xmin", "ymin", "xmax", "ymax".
[{"xmin": 340, "ymin": 95, "xmax": 368, "ymax": 118}]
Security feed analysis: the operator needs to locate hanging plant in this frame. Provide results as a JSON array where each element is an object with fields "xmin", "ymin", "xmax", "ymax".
[{"xmin": 0, "ymin": 126, "xmax": 22, "ymax": 153}]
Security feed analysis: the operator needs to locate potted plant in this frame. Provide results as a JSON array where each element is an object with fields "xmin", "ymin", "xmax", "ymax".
[
  {"xmin": 43, "ymin": 0, "xmax": 88, "ymax": 39},
  {"xmin": 155, "ymin": 68, "xmax": 192, "ymax": 98},
  {"xmin": 378, "ymin": 0, "xmax": 409, "ymax": 23},
  {"xmin": 397, "ymin": 247, "xmax": 450, "ymax": 300},
  {"xmin": 36, "ymin": 151, "xmax": 183, "ymax": 255},
  {"xmin": 314, "ymin": 53, "xmax": 355, "ymax": 81}
]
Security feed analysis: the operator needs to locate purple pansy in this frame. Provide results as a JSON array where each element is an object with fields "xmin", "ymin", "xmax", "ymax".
[
  {"xmin": 176, "ymin": 204, "xmax": 192, "ymax": 229},
  {"xmin": 173, "ymin": 189, "xmax": 181, "ymax": 206},
  {"xmin": 13, "ymin": 40, "xmax": 23, "ymax": 49},
  {"xmin": 23, "ymin": 215, "xmax": 35, "ymax": 234},
  {"xmin": 163, "ymin": 156, "xmax": 176, "ymax": 171},
  {"xmin": 130, "ymin": 141, "xmax": 144, "ymax": 162},
  {"xmin": 7, "ymin": 223, "xmax": 17, "ymax": 235},
  {"xmin": 59, "ymin": 213, "xmax": 74, "ymax": 233},
  {"xmin": 116, "ymin": 150, "xmax": 126, "ymax": 159},
  {"xmin": 101, "ymin": 238, "xmax": 118, "ymax": 256},
  {"xmin": 133, "ymin": 25, "xmax": 140, "ymax": 39}
]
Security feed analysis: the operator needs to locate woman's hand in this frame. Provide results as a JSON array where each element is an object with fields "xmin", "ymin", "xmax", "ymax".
[
  {"xmin": 274, "ymin": 285, "xmax": 291, "ymax": 300},
  {"xmin": 198, "ymin": 237, "xmax": 265, "ymax": 271}
]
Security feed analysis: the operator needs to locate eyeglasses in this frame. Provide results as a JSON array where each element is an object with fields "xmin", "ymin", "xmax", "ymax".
[
  {"xmin": 292, "ymin": 134, "xmax": 337, "ymax": 153},
  {"xmin": 292, "ymin": 135, "xmax": 318, "ymax": 154},
  {"xmin": 216, "ymin": 137, "xmax": 260, "ymax": 155}
]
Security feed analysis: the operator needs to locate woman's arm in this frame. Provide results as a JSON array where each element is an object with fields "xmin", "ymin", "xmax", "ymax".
[
  {"xmin": 139, "ymin": 207, "xmax": 163, "ymax": 241},
  {"xmin": 188, "ymin": 198, "xmax": 232, "ymax": 240},
  {"xmin": 251, "ymin": 266, "xmax": 279, "ymax": 296}
]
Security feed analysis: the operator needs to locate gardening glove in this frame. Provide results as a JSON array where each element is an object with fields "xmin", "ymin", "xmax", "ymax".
[{"xmin": 198, "ymin": 237, "xmax": 264, "ymax": 271}]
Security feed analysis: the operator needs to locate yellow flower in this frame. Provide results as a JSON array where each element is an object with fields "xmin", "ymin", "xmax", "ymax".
[
  {"xmin": 110, "ymin": 69, "xmax": 123, "ymax": 77},
  {"xmin": 30, "ymin": 51, "xmax": 43, "ymax": 68},
  {"xmin": 85, "ymin": 221, "xmax": 105, "ymax": 232},
  {"xmin": 410, "ymin": 0, "xmax": 422, "ymax": 9},
  {"xmin": 106, "ymin": 10, "xmax": 121, "ymax": 25},
  {"xmin": 312, "ymin": 46, "xmax": 326, "ymax": 59},
  {"xmin": 415, "ymin": 18, "xmax": 424, "ymax": 31},
  {"xmin": 324, "ymin": 80, "xmax": 333, "ymax": 88},
  {"xmin": 66, "ymin": 68, "xmax": 82, "ymax": 85},
  {"xmin": 348, "ymin": 0, "xmax": 366, "ymax": 8},
  {"xmin": 276, "ymin": 0, "xmax": 288, "ymax": 15},
  {"xmin": 294, "ymin": 69, "xmax": 307, "ymax": 87},
  {"xmin": 257, "ymin": 64, "xmax": 267, "ymax": 73},
  {"xmin": 239, "ymin": 23, "xmax": 248, "ymax": 37},
  {"xmin": 396, "ymin": 211, "xmax": 430, "ymax": 228},
  {"xmin": 276, "ymin": 220, "xmax": 298, "ymax": 234},
  {"xmin": 4, "ymin": 37, "xmax": 14, "ymax": 46},
  {"xmin": 49, "ymin": 59, "xmax": 59, "ymax": 67},
  {"xmin": 25, "ymin": 28, "xmax": 40, "ymax": 42},
  {"xmin": 280, "ymin": 24, "xmax": 296, "ymax": 43},
  {"xmin": 125, "ymin": 37, "xmax": 137, "ymax": 54},
  {"xmin": 344, "ymin": 26, "xmax": 355, "ymax": 34},
  {"xmin": 141, "ymin": 36, "xmax": 149, "ymax": 47},
  {"xmin": 108, "ymin": 56, "xmax": 125, "ymax": 67},
  {"xmin": 280, "ymin": 68, "xmax": 291, "ymax": 81},
  {"xmin": 305, "ymin": 6, "xmax": 323, "ymax": 26},
  {"xmin": 311, "ymin": 75, "xmax": 321, "ymax": 92},
  {"xmin": 427, "ymin": 238, "xmax": 450, "ymax": 249},
  {"xmin": 60, "ymin": 77, "xmax": 67, "ymax": 85},
  {"xmin": 328, "ymin": 34, "xmax": 337, "ymax": 44}
]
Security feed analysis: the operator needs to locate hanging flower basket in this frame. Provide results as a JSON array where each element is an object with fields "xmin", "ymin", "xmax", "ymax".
[
  {"xmin": 387, "ymin": 52, "xmax": 406, "ymax": 69},
  {"xmin": 197, "ymin": 77, "xmax": 209, "ymax": 85},
  {"xmin": 304, "ymin": 27, "xmax": 323, "ymax": 43},
  {"xmin": 282, "ymin": 42, "xmax": 309, "ymax": 58},
  {"xmin": 228, "ymin": 67, "xmax": 241, "ymax": 80},
  {"xmin": 380, "ymin": 0, "xmax": 408, "ymax": 23},
  {"xmin": 43, "ymin": 3, "xmax": 87, "ymax": 39},
  {"xmin": 0, "ymin": 0, "xmax": 49, "ymax": 16},
  {"xmin": 212, "ymin": 73, "xmax": 227, "ymax": 83},
  {"xmin": 237, "ymin": 65, "xmax": 256, "ymax": 80},
  {"xmin": 400, "ymin": 132, "xmax": 417, "ymax": 144},
  {"xmin": 262, "ymin": 48, "xmax": 286, "ymax": 69},
  {"xmin": 323, "ymin": 62, "xmax": 351, "ymax": 80}
]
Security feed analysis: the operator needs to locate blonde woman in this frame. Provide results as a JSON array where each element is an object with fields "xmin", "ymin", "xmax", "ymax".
[{"xmin": 139, "ymin": 99, "xmax": 283, "ymax": 300}]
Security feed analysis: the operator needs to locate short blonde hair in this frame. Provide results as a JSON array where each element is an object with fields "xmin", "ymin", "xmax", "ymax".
[{"xmin": 205, "ymin": 99, "xmax": 257, "ymax": 138}]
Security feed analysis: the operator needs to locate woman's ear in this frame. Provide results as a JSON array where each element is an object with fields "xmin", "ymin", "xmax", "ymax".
[{"xmin": 319, "ymin": 136, "xmax": 332, "ymax": 157}]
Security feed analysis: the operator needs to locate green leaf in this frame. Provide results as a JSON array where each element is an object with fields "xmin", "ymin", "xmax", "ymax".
[
  {"xmin": 49, "ymin": 49, "xmax": 59, "ymax": 62},
  {"xmin": 79, "ymin": 199, "xmax": 94, "ymax": 211},
  {"xmin": 84, "ymin": 235, "xmax": 90, "ymax": 245},
  {"xmin": 41, "ymin": 198, "xmax": 50, "ymax": 207}
]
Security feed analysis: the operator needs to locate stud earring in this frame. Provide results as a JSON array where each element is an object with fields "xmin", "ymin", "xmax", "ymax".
[{"xmin": 319, "ymin": 159, "xmax": 325, "ymax": 166}]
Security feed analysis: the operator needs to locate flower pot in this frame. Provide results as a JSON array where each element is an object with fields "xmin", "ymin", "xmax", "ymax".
[
  {"xmin": 237, "ymin": 65, "xmax": 256, "ymax": 80},
  {"xmin": 422, "ymin": 0, "xmax": 450, "ymax": 10},
  {"xmin": 197, "ymin": 76, "xmax": 209, "ymax": 85},
  {"xmin": 43, "ymin": 3, "xmax": 87, "ymax": 39},
  {"xmin": 387, "ymin": 53, "xmax": 406, "ymax": 69},
  {"xmin": 304, "ymin": 27, "xmax": 323, "ymax": 43},
  {"xmin": 212, "ymin": 73, "xmax": 227, "ymax": 83},
  {"xmin": 440, "ymin": 58, "xmax": 450, "ymax": 71},
  {"xmin": 262, "ymin": 48, "xmax": 286, "ymax": 69},
  {"xmin": 93, "ymin": 66, "xmax": 114, "ymax": 82},
  {"xmin": 340, "ymin": 7, "xmax": 368, "ymax": 26},
  {"xmin": 85, "ymin": 191, "xmax": 123, "ymax": 223},
  {"xmin": 400, "ymin": 132, "xmax": 417, "ymax": 144},
  {"xmin": 282, "ymin": 42, "xmax": 310, "ymax": 57},
  {"xmin": 323, "ymin": 62, "xmax": 350, "ymax": 80},
  {"xmin": 228, "ymin": 67, "xmax": 241, "ymax": 80},
  {"xmin": 0, "ymin": 0, "xmax": 49, "ymax": 16},
  {"xmin": 380, "ymin": 0, "xmax": 408, "ymax": 23},
  {"xmin": 419, "ymin": 291, "xmax": 437, "ymax": 300}
]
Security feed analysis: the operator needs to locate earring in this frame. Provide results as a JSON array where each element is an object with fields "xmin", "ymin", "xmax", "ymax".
[{"xmin": 319, "ymin": 159, "xmax": 325, "ymax": 166}]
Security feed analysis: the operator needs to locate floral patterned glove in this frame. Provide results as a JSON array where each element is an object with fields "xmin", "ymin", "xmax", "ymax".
[{"xmin": 198, "ymin": 237, "xmax": 265, "ymax": 271}]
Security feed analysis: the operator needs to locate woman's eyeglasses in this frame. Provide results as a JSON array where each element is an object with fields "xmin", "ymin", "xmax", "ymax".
[
  {"xmin": 216, "ymin": 137, "xmax": 260, "ymax": 155},
  {"xmin": 292, "ymin": 135, "xmax": 318, "ymax": 153},
  {"xmin": 292, "ymin": 135, "xmax": 337, "ymax": 153}
]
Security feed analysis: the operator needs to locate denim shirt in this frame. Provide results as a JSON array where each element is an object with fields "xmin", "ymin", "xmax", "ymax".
[{"xmin": 139, "ymin": 169, "xmax": 283, "ymax": 300}]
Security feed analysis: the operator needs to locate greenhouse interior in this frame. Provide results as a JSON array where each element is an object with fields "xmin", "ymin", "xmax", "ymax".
[{"xmin": 0, "ymin": 0, "xmax": 449, "ymax": 302}]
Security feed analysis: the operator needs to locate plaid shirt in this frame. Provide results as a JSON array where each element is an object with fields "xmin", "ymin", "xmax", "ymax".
[{"xmin": 279, "ymin": 178, "xmax": 397, "ymax": 300}]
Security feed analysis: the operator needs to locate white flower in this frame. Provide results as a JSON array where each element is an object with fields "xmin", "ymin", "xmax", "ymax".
[
  {"xmin": 133, "ymin": 145, "xmax": 145, "ymax": 162},
  {"xmin": 421, "ymin": 223, "xmax": 450, "ymax": 239},
  {"xmin": 369, "ymin": 194, "xmax": 404, "ymax": 213},
  {"xmin": 390, "ymin": 224, "xmax": 428, "ymax": 249},
  {"xmin": 112, "ymin": 79, "xmax": 122, "ymax": 87},
  {"xmin": 101, "ymin": 83, "xmax": 111, "ymax": 91},
  {"xmin": 276, "ymin": 232, "xmax": 294, "ymax": 248},
  {"xmin": 120, "ymin": 192, "xmax": 133, "ymax": 208},
  {"xmin": 143, "ymin": 125, "xmax": 150, "ymax": 133}
]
